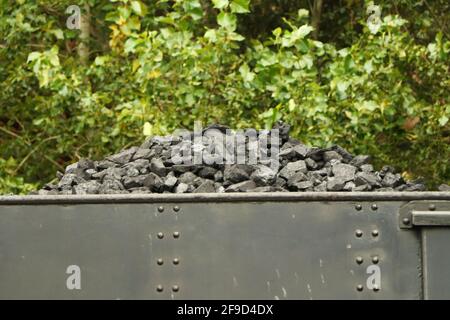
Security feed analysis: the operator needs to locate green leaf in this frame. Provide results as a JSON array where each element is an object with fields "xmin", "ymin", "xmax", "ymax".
[
  {"xmin": 217, "ymin": 12, "xmax": 237, "ymax": 31},
  {"xmin": 239, "ymin": 63, "xmax": 255, "ymax": 82},
  {"xmin": 439, "ymin": 115, "xmax": 449, "ymax": 127},
  {"xmin": 230, "ymin": 0, "xmax": 250, "ymax": 13},
  {"xmin": 204, "ymin": 29, "xmax": 217, "ymax": 42},
  {"xmin": 27, "ymin": 52, "xmax": 40, "ymax": 63},
  {"xmin": 143, "ymin": 122, "xmax": 153, "ymax": 136},
  {"xmin": 212, "ymin": 0, "xmax": 229, "ymax": 10},
  {"xmin": 131, "ymin": 1, "xmax": 148, "ymax": 17}
]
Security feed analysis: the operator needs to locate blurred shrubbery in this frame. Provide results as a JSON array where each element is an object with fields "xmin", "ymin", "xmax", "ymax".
[{"xmin": 0, "ymin": 0, "xmax": 449, "ymax": 194}]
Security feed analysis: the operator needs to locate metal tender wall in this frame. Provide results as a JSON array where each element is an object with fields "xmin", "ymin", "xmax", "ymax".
[{"xmin": 0, "ymin": 192, "xmax": 449, "ymax": 299}]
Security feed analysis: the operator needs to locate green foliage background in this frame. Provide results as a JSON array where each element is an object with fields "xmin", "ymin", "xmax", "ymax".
[{"xmin": 0, "ymin": 0, "xmax": 449, "ymax": 194}]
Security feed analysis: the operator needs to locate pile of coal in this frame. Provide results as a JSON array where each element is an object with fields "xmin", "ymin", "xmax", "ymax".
[{"xmin": 34, "ymin": 123, "xmax": 429, "ymax": 195}]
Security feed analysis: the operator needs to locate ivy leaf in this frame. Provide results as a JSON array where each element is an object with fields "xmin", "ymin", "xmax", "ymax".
[
  {"xmin": 27, "ymin": 52, "xmax": 40, "ymax": 63},
  {"xmin": 143, "ymin": 122, "xmax": 153, "ymax": 136},
  {"xmin": 230, "ymin": 0, "xmax": 250, "ymax": 13},
  {"xmin": 131, "ymin": 1, "xmax": 148, "ymax": 17},
  {"xmin": 212, "ymin": 0, "xmax": 229, "ymax": 10},
  {"xmin": 439, "ymin": 115, "xmax": 449, "ymax": 127},
  {"xmin": 217, "ymin": 12, "xmax": 237, "ymax": 31}
]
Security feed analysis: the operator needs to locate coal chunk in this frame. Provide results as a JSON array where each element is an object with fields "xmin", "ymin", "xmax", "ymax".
[
  {"xmin": 332, "ymin": 163, "xmax": 356, "ymax": 182},
  {"xmin": 150, "ymin": 158, "xmax": 167, "ymax": 177},
  {"xmin": 226, "ymin": 180, "xmax": 257, "ymax": 192},
  {"xmin": 107, "ymin": 147, "xmax": 137, "ymax": 165},
  {"xmin": 143, "ymin": 173, "xmax": 164, "ymax": 192},
  {"xmin": 278, "ymin": 160, "xmax": 307, "ymax": 180},
  {"xmin": 193, "ymin": 180, "xmax": 216, "ymax": 193},
  {"xmin": 224, "ymin": 165, "xmax": 250, "ymax": 183},
  {"xmin": 250, "ymin": 165, "xmax": 276, "ymax": 186}
]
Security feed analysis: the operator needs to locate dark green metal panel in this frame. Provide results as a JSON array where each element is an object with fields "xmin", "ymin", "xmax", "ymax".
[
  {"xmin": 421, "ymin": 228, "xmax": 450, "ymax": 299},
  {"xmin": 399, "ymin": 200, "xmax": 450, "ymax": 299},
  {"xmin": 0, "ymin": 198, "xmax": 424, "ymax": 299}
]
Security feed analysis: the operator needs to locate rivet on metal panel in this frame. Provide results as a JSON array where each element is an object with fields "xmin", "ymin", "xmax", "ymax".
[
  {"xmin": 173, "ymin": 231, "xmax": 180, "ymax": 239},
  {"xmin": 356, "ymin": 256, "xmax": 364, "ymax": 265},
  {"xmin": 371, "ymin": 204, "xmax": 378, "ymax": 211},
  {"xmin": 373, "ymin": 285, "xmax": 380, "ymax": 292},
  {"xmin": 172, "ymin": 285, "xmax": 180, "ymax": 292},
  {"xmin": 402, "ymin": 217, "xmax": 411, "ymax": 226},
  {"xmin": 173, "ymin": 258, "xmax": 180, "ymax": 265},
  {"xmin": 173, "ymin": 206, "xmax": 180, "ymax": 212},
  {"xmin": 355, "ymin": 229, "xmax": 363, "ymax": 238},
  {"xmin": 372, "ymin": 256, "xmax": 379, "ymax": 264},
  {"xmin": 158, "ymin": 206, "xmax": 164, "ymax": 213},
  {"xmin": 156, "ymin": 285, "xmax": 164, "ymax": 292},
  {"xmin": 429, "ymin": 204, "xmax": 436, "ymax": 211},
  {"xmin": 355, "ymin": 204, "xmax": 362, "ymax": 211},
  {"xmin": 157, "ymin": 232, "xmax": 164, "ymax": 239},
  {"xmin": 157, "ymin": 258, "xmax": 164, "ymax": 266},
  {"xmin": 371, "ymin": 230, "xmax": 379, "ymax": 237},
  {"xmin": 356, "ymin": 285, "xmax": 364, "ymax": 292}
]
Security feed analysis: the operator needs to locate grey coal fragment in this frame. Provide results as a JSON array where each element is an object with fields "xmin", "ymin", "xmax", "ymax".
[
  {"xmin": 278, "ymin": 160, "xmax": 308, "ymax": 180},
  {"xmin": 375, "ymin": 187, "xmax": 395, "ymax": 192},
  {"xmin": 214, "ymin": 170, "xmax": 224, "ymax": 182},
  {"xmin": 287, "ymin": 172, "xmax": 307, "ymax": 189},
  {"xmin": 164, "ymin": 173, "xmax": 178, "ymax": 190},
  {"xmin": 132, "ymin": 148, "xmax": 153, "ymax": 160},
  {"xmin": 305, "ymin": 158, "xmax": 318, "ymax": 170},
  {"xmin": 350, "ymin": 155, "xmax": 371, "ymax": 167},
  {"xmin": 274, "ymin": 177, "xmax": 287, "ymax": 188},
  {"xmin": 226, "ymin": 180, "xmax": 257, "ymax": 192},
  {"xmin": 224, "ymin": 165, "xmax": 250, "ymax": 183},
  {"xmin": 330, "ymin": 145, "xmax": 354, "ymax": 163},
  {"xmin": 78, "ymin": 158, "xmax": 95, "ymax": 170},
  {"xmin": 314, "ymin": 181, "xmax": 328, "ymax": 191},
  {"xmin": 65, "ymin": 162, "xmax": 78, "ymax": 174},
  {"xmin": 197, "ymin": 166, "xmax": 217, "ymax": 179},
  {"xmin": 403, "ymin": 183, "xmax": 426, "ymax": 191},
  {"xmin": 353, "ymin": 184, "xmax": 370, "ymax": 191},
  {"xmin": 129, "ymin": 187, "xmax": 151, "ymax": 194},
  {"xmin": 95, "ymin": 160, "xmax": 118, "ymax": 170},
  {"xmin": 175, "ymin": 183, "xmax": 189, "ymax": 193},
  {"xmin": 307, "ymin": 171, "xmax": 324, "ymax": 186},
  {"xmin": 332, "ymin": 163, "xmax": 356, "ymax": 182},
  {"xmin": 326, "ymin": 178, "xmax": 347, "ymax": 191},
  {"xmin": 99, "ymin": 179, "xmax": 124, "ymax": 193},
  {"xmin": 107, "ymin": 147, "xmax": 138, "ymax": 165},
  {"xmin": 143, "ymin": 173, "xmax": 164, "ymax": 192},
  {"xmin": 193, "ymin": 180, "xmax": 216, "ymax": 193},
  {"xmin": 382, "ymin": 172, "xmax": 404, "ymax": 188},
  {"xmin": 323, "ymin": 151, "xmax": 343, "ymax": 162},
  {"xmin": 73, "ymin": 181, "xmax": 101, "ymax": 194},
  {"xmin": 92, "ymin": 167, "xmax": 125, "ymax": 181},
  {"xmin": 150, "ymin": 158, "xmax": 167, "ymax": 177},
  {"xmin": 172, "ymin": 164, "xmax": 197, "ymax": 174},
  {"xmin": 290, "ymin": 180, "xmax": 313, "ymax": 191},
  {"xmin": 344, "ymin": 181, "xmax": 356, "ymax": 191},
  {"xmin": 85, "ymin": 169, "xmax": 97, "ymax": 179},
  {"xmin": 273, "ymin": 121, "xmax": 291, "ymax": 143},
  {"xmin": 215, "ymin": 183, "xmax": 225, "ymax": 193},
  {"xmin": 251, "ymin": 186, "xmax": 285, "ymax": 193},
  {"xmin": 122, "ymin": 174, "xmax": 148, "ymax": 189},
  {"xmin": 179, "ymin": 172, "xmax": 198, "ymax": 185},
  {"xmin": 360, "ymin": 164, "xmax": 374, "ymax": 173},
  {"xmin": 58, "ymin": 173, "xmax": 85, "ymax": 188},
  {"xmin": 250, "ymin": 165, "xmax": 276, "ymax": 186},
  {"xmin": 355, "ymin": 172, "xmax": 381, "ymax": 188}
]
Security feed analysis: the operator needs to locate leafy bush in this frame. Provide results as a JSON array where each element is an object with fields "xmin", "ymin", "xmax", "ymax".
[{"xmin": 0, "ymin": 0, "xmax": 448, "ymax": 194}]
